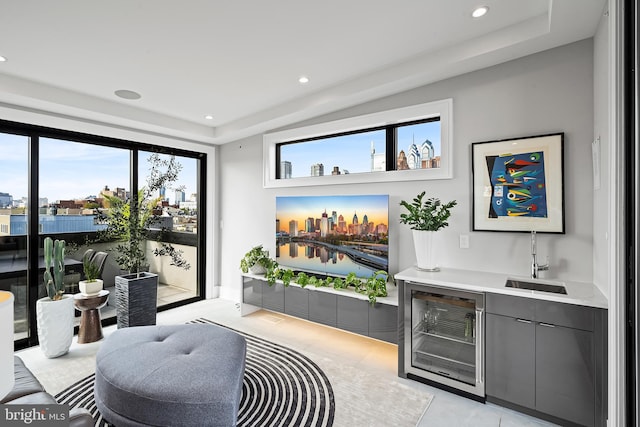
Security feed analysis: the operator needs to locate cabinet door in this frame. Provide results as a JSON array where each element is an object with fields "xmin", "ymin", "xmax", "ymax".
[
  {"xmin": 262, "ymin": 282, "xmax": 285, "ymax": 313},
  {"xmin": 309, "ymin": 292, "xmax": 337, "ymax": 327},
  {"xmin": 242, "ymin": 277, "xmax": 262, "ymax": 306},
  {"xmin": 368, "ymin": 303, "xmax": 398, "ymax": 344},
  {"xmin": 536, "ymin": 323, "xmax": 595, "ymax": 427},
  {"xmin": 337, "ymin": 295, "xmax": 368, "ymax": 336},
  {"xmin": 485, "ymin": 313, "xmax": 535, "ymax": 408},
  {"xmin": 285, "ymin": 286, "xmax": 308, "ymax": 319}
]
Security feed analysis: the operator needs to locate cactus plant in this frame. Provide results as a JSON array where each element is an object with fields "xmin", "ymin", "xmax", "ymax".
[{"xmin": 43, "ymin": 237, "xmax": 66, "ymax": 301}]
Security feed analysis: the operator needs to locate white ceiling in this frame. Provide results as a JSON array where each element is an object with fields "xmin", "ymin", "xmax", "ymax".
[{"xmin": 0, "ymin": 0, "xmax": 606, "ymax": 145}]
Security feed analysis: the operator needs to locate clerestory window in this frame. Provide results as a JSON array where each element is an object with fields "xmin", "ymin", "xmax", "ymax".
[{"xmin": 263, "ymin": 99, "xmax": 453, "ymax": 188}]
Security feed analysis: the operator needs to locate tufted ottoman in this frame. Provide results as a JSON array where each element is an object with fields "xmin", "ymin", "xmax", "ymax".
[{"xmin": 94, "ymin": 324, "xmax": 246, "ymax": 427}]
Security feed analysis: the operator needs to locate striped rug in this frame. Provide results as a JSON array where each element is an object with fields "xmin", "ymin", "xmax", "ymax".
[{"xmin": 55, "ymin": 318, "xmax": 335, "ymax": 426}]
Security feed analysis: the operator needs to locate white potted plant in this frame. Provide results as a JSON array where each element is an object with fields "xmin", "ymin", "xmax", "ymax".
[
  {"xmin": 240, "ymin": 245, "xmax": 277, "ymax": 275},
  {"xmin": 36, "ymin": 237, "xmax": 74, "ymax": 358},
  {"xmin": 400, "ymin": 191, "xmax": 457, "ymax": 271},
  {"xmin": 79, "ymin": 256, "xmax": 103, "ymax": 296}
]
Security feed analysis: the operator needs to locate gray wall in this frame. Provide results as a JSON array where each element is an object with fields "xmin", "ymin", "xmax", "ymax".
[{"xmin": 218, "ymin": 39, "xmax": 595, "ymax": 301}]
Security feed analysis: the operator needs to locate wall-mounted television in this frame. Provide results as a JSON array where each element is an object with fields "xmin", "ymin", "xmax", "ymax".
[{"xmin": 275, "ymin": 195, "xmax": 389, "ymax": 278}]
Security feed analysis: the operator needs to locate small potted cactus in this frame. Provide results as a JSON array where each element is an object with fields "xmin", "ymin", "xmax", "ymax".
[{"xmin": 36, "ymin": 237, "xmax": 74, "ymax": 358}]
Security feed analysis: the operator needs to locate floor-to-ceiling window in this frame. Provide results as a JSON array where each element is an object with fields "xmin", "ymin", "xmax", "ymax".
[
  {"xmin": 139, "ymin": 151, "xmax": 200, "ymax": 307},
  {"xmin": 0, "ymin": 120, "xmax": 206, "ymax": 349},
  {"xmin": 0, "ymin": 132, "xmax": 29, "ymax": 340}
]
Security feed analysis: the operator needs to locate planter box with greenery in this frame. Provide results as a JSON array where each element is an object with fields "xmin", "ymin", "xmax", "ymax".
[{"xmin": 240, "ymin": 245, "xmax": 389, "ymax": 304}]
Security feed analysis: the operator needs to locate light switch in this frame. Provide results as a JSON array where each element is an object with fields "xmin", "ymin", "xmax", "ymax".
[{"xmin": 459, "ymin": 234, "xmax": 469, "ymax": 249}]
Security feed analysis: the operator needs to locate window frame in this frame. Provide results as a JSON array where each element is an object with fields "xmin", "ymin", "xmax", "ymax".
[{"xmin": 263, "ymin": 98, "xmax": 453, "ymax": 188}]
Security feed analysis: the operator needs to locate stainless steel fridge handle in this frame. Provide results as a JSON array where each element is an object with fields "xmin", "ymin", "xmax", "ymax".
[{"xmin": 476, "ymin": 307, "xmax": 484, "ymax": 388}]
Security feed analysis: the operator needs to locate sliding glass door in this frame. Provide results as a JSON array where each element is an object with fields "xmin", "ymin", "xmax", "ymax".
[
  {"xmin": 0, "ymin": 132, "xmax": 29, "ymax": 340},
  {"xmin": 0, "ymin": 120, "xmax": 206, "ymax": 349},
  {"xmin": 138, "ymin": 152, "xmax": 200, "ymax": 307}
]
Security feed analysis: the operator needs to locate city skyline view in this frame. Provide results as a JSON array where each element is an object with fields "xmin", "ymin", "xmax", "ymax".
[
  {"xmin": 276, "ymin": 194, "xmax": 389, "ymax": 233},
  {"xmin": 0, "ymin": 134, "xmax": 197, "ymax": 205},
  {"xmin": 279, "ymin": 120, "xmax": 440, "ymax": 178}
]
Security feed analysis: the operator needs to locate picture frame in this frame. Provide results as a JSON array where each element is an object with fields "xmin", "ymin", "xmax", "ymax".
[{"xmin": 471, "ymin": 133, "xmax": 564, "ymax": 233}]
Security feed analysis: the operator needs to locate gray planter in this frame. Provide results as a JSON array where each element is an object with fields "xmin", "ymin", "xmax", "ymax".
[{"xmin": 115, "ymin": 272, "xmax": 158, "ymax": 328}]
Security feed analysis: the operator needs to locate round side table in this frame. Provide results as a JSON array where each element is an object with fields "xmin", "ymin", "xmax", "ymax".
[{"xmin": 74, "ymin": 290, "xmax": 109, "ymax": 344}]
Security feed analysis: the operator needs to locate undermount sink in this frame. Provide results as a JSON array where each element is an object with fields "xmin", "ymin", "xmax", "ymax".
[{"xmin": 505, "ymin": 277, "xmax": 567, "ymax": 294}]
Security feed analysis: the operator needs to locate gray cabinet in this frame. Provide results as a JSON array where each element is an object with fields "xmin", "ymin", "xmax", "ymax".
[
  {"xmin": 536, "ymin": 321, "xmax": 595, "ymax": 426},
  {"xmin": 241, "ymin": 275, "xmax": 398, "ymax": 344},
  {"xmin": 337, "ymin": 295, "xmax": 368, "ymax": 336},
  {"xmin": 486, "ymin": 313, "xmax": 535, "ymax": 408},
  {"xmin": 242, "ymin": 277, "xmax": 262, "ymax": 306},
  {"xmin": 309, "ymin": 291, "xmax": 337, "ymax": 327},
  {"xmin": 486, "ymin": 294, "xmax": 607, "ymax": 427},
  {"xmin": 262, "ymin": 282, "xmax": 285, "ymax": 313},
  {"xmin": 285, "ymin": 286, "xmax": 309, "ymax": 319},
  {"xmin": 368, "ymin": 302, "xmax": 398, "ymax": 344}
]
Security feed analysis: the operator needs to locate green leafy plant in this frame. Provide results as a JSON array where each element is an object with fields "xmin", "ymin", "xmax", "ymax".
[
  {"xmin": 96, "ymin": 154, "xmax": 190, "ymax": 274},
  {"xmin": 280, "ymin": 268, "xmax": 295, "ymax": 287},
  {"xmin": 296, "ymin": 272, "xmax": 309, "ymax": 288},
  {"xmin": 332, "ymin": 277, "xmax": 346, "ymax": 290},
  {"xmin": 399, "ymin": 191, "xmax": 457, "ymax": 231},
  {"xmin": 43, "ymin": 237, "xmax": 65, "ymax": 301},
  {"xmin": 240, "ymin": 245, "xmax": 278, "ymax": 274},
  {"xmin": 82, "ymin": 257, "xmax": 101, "ymax": 283},
  {"xmin": 363, "ymin": 270, "xmax": 389, "ymax": 304}
]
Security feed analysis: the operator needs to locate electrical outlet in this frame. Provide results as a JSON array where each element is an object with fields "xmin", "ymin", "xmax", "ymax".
[{"xmin": 459, "ymin": 234, "xmax": 469, "ymax": 249}]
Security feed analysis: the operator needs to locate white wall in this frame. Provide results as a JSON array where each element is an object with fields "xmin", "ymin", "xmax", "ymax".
[
  {"xmin": 592, "ymin": 7, "xmax": 610, "ymax": 297},
  {"xmin": 219, "ymin": 39, "xmax": 596, "ymax": 301}
]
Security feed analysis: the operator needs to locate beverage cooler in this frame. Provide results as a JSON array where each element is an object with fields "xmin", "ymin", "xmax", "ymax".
[{"xmin": 403, "ymin": 282, "xmax": 485, "ymax": 398}]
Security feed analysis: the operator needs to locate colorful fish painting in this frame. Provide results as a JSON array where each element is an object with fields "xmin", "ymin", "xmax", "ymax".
[{"xmin": 484, "ymin": 151, "xmax": 548, "ymax": 219}]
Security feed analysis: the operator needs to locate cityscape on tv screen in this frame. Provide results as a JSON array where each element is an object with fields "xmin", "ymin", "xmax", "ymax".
[{"xmin": 275, "ymin": 195, "xmax": 389, "ymax": 278}]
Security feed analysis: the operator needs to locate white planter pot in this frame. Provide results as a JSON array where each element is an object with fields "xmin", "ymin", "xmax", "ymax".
[
  {"xmin": 412, "ymin": 230, "xmax": 441, "ymax": 271},
  {"xmin": 79, "ymin": 279, "xmax": 103, "ymax": 296},
  {"xmin": 36, "ymin": 295, "xmax": 74, "ymax": 358},
  {"xmin": 249, "ymin": 264, "xmax": 267, "ymax": 275}
]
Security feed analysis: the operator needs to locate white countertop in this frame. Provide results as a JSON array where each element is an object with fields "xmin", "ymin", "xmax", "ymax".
[{"xmin": 394, "ymin": 267, "xmax": 608, "ymax": 309}]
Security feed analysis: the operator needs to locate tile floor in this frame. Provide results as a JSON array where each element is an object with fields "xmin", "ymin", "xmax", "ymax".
[{"xmin": 16, "ymin": 298, "xmax": 559, "ymax": 427}]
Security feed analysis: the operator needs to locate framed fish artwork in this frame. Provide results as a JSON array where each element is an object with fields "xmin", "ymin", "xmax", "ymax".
[{"xmin": 472, "ymin": 133, "xmax": 564, "ymax": 233}]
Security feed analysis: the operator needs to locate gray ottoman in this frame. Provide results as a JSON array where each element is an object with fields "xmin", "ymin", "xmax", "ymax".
[{"xmin": 94, "ymin": 324, "xmax": 247, "ymax": 427}]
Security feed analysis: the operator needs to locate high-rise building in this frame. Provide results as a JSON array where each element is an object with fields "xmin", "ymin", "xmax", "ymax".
[
  {"xmin": 370, "ymin": 141, "xmax": 386, "ymax": 171},
  {"xmin": 338, "ymin": 214, "xmax": 346, "ymax": 233},
  {"xmin": 175, "ymin": 190, "xmax": 186, "ymax": 204},
  {"xmin": 280, "ymin": 161, "xmax": 292, "ymax": 179},
  {"xmin": 288, "ymin": 219, "xmax": 298, "ymax": 236},
  {"xmin": 320, "ymin": 210, "xmax": 329, "ymax": 237},
  {"xmin": 310, "ymin": 163, "xmax": 324, "ymax": 177},
  {"xmin": 305, "ymin": 217, "xmax": 315, "ymax": 233}
]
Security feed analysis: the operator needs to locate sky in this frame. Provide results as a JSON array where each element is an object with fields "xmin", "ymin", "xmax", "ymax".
[
  {"xmin": 280, "ymin": 120, "xmax": 441, "ymax": 178},
  {"xmin": 0, "ymin": 134, "xmax": 198, "ymax": 204},
  {"xmin": 276, "ymin": 194, "xmax": 389, "ymax": 231}
]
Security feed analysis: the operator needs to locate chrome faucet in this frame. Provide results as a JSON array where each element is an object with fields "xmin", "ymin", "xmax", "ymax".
[{"xmin": 531, "ymin": 230, "xmax": 549, "ymax": 279}]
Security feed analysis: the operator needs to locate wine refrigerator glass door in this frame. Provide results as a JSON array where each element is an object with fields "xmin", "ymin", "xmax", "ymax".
[{"xmin": 404, "ymin": 282, "xmax": 484, "ymax": 397}]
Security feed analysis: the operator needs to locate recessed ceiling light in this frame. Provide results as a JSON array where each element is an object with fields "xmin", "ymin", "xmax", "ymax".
[
  {"xmin": 298, "ymin": 76, "xmax": 309, "ymax": 84},
  {"xmin": 114, "ymin": 89, "xmax": 141, "ymax": 100},
  {"xmin": 0, "ymin": 56, "xmax": 7, "ymax": 62},
  {"xmin": 472, "ymin": 6, "xmax": 489, "ymax": 18},
  {"xmin": 204, "ymin": 115, "xmax": 214, "ymax": 120}
]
